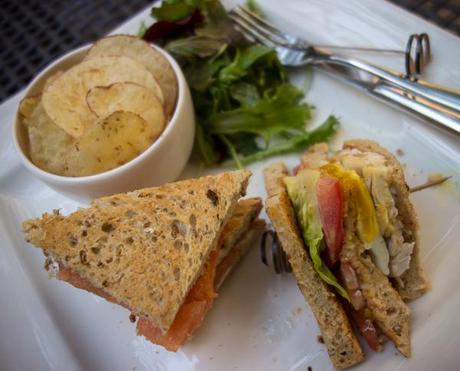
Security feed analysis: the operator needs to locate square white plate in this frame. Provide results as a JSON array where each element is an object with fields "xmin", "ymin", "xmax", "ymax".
[{"xmin": 1, "ymin": 1, "xmax": 459, "ymax": 370}]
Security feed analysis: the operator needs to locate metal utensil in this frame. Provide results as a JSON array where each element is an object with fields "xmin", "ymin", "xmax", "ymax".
[{"xmin": 229, "ymin": 6, "xmax": 460, "ymax": 137}]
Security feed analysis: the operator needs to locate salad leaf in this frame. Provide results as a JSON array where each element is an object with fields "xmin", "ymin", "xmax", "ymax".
[
  {"xmin": 284, "ymin": 170, "xmax": 350, "ymax": 300},
  {"xmin": 145, "ymin": 0, "xmax": 338, "ymax": 166},
  {"xmin": 143, "ymin": 9, "xmax": 204, "ymax": 43},
  {"xmin": 207, "ymin": 84, "xmax": 311, "ymax": 141},
  {"xmin": 246, "ymin": 0, "xmax": 263, "ymax": 16},
  {"xmin": 229, "ymin": 83, "xmax": 260, "ymax": 106},
  {"xmin": 152, "ymin": 2, "xmax": 195, "ymax": 22},
  {"xmin": 137, "ymin": 21, "xmax": 148, "ymax": 38},
  {"xmin": 166, "ymin": 36, "xmax": 226, "ymax": 57},
  {"xmin": 151, "ymin": 0, "xmax": 212, "ymax": 22},
  {"xmin": 195, "ymin": 122, "xmax": 218, "ymax": 164},
  {"xmin": 219, "ymin": 45, "xmax": 274, "ymax": 84},
  {"xmin": 237, "ymin": 115, "xmax": 339, "ymax": 165}
]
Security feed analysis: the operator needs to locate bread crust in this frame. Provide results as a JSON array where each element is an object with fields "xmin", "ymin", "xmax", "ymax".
[
  {"xmin": 340, "ymin": 186, "xmax": 411, "ymax": 357},
  {"xmin": 218, "ymin": 198, "xmax": 263, "ymax": 264},
  {"xmin": 343, "ymin": 139, "xmax": 428, "ymax": 300},
  {"xmin": 264, "ymin": 164, "xmax": 364, "ymax": 369},
  {"xmin": 304, "ymin": 140, "xmax": 413, "ymax": 356},
  {"xmin": 215, "ymin": 219, "xmax": 266, "ymax": 289},
  {"xmin": 23, "ymin": 170, "xmax": 251, "ymax": 333}
]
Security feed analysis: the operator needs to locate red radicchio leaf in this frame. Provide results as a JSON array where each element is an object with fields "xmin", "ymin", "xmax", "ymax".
[{"xmin": 143, "ymin": 9, "xmax": 204, "ymax": 43}]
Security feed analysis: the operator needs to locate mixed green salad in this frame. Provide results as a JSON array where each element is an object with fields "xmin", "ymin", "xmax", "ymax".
[{"xmin": 141, "ymin": 0, "xmax": 338, "ymax": 167}]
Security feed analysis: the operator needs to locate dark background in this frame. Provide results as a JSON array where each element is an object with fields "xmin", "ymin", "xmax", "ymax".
[{"xmin": 1, "ymin": 0, "xmax": 459, "ymax": 103}]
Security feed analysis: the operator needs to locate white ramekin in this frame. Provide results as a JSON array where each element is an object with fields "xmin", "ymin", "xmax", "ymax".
[{"xmin": 13, "ymin": 44, "xmax": 195, "ymax": 202}]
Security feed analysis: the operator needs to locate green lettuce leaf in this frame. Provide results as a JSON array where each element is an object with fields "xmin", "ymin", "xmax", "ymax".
[
  {"xmin": 151, "ymin": 0, "xmax": 215, "ymax": 21},
  {"xmin": 234, "ymin": 115, "xmax": 339, "ymax": 165},
  {"xmin": 195, "ymin": 122, "xmax": 218, "ymax": 165},
  {"xmin": 166, "ymin": 36, "xmax": 227, "ymax": 58},
  {"xmin": 219, "ymin": 45, "xmax": 274, "ymax": 84},
  {"xmin": 152, "ymin": 2, "xmax": 195, "ymax": 22},
  {"xmin": 229, "ymin": 82, "xmax": 260, "ymax": 106},
  {"xmin": 284, "ymin": 169, "xmax": 349, "ymax": 300},
  {"xmin": 246, "ymin": 0, "xmax": 263, "ymax": 16},
  {"xmin": 206, "ymin": 84, "xmax": 311, "ymax": 141},
  {"xmin": 148, "ymin": 0, "xmax": 338, "ymax": 166}
]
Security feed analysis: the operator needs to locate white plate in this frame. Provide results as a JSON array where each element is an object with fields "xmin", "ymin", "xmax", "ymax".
[{"xmin": 1, "ymin": 1, "xmax": 459, "ymax": 370}]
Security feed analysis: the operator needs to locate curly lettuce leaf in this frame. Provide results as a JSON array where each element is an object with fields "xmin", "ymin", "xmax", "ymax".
[
  {"xmin": 206, "ymin": 84, "xmax": 311, "ymax": 141},
  {"xmin": 219, "ymin": 45, "xmax": 274, "ymax": 84},
  {"xmin": 147, "ymin": 0, "xmax": 338, "ymax": 166},
  {"xmin": 236, "ymin": 115, "xmax": 339, "ymax": 165},
  {"xmin": 152, "ymin": 0, "xmax": 212, "ymax": 22},
  {"xmin": 166, "ymin": 36, "xmax": 227, "ymax": 58}
]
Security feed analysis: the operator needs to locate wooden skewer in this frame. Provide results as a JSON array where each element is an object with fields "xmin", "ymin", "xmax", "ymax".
[{"xmin": 409, "ymin": 175, "xmax": 451, "ymax": 193}]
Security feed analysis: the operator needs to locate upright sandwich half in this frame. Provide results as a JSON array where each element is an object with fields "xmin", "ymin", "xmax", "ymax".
[
  {"xmin": 23, "ymin": 170, "xmax": 265, "ymax": 351},
  {"xmin": 264, "ymin": 140, "xmax": 428, "ymax": 369}
]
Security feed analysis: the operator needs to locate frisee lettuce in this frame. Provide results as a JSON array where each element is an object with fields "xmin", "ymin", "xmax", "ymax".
[{"xmin": 145, "ymin": 0, "xmax": 338, "ymax": 166}]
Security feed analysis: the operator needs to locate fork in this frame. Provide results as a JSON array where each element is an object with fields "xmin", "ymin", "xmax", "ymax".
[{"xmin": 229, "ymin": 6, "xmax": 460, "ymax": 137}]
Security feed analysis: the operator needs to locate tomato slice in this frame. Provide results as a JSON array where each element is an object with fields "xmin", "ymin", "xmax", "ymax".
[
  {"xmin": 316, "ymin": 175, "xmax": 344, "ymax": 265},
  {"xmin": 137, "ymin": 249, "xmax": 219, "ymax": 351},
  {"xmin": 137, "ymin": 300, "xmax": 209, "ymax": 352}
]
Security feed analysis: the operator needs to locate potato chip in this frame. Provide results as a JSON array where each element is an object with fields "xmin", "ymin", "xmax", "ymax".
[
  {"xmin": 86, "ymin": 82, "xmax": 165, "ymax": 142},
  {"xmin": 26, "ymin": 102, "xmax": 78, "ymax": 176},
  {"xmin": 18, "ymin": 96, "xmax": 40, "ymax": 123},
  {"xmin": 42, "ymin": 56, "xmax": 164, "ymax": 138},
  {"xmin": 85, "ymin": 35, "xmax": 177, "ymax": 117},
  {"xmin": 43, "ymin": 71, "xmax": 63, "ymax": 91},
  {"xmin": 73, "ymin": 111, "xmax": 155, "ymax": 175}
]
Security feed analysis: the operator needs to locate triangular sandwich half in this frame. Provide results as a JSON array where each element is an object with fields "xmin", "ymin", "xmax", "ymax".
[{"xmin": 23, "ymin": 170, "xmax": 265, "ymax": 351}]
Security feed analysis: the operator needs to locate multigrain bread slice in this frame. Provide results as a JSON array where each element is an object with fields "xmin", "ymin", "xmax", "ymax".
[
  {"xmin": 343, "ymin": 139, "xmax": 428, "ymax": 300},
  {"xmin": 340, "ymin": 184, "xmax": 412, "ymax": 357},
  {"xmin": 23, "ymin": 170, "xmax": 250, "ymax": 333},
  {"xmin": 215, "ymin": 219, "xmax": 266, "ymax": 289},
  {"xmin": 56, "ymin": 198, "xmax": 262, "ymax": 304},
  {"xmin": 264, "ymin": 164, "xmax": 364, "ymax": 370},
  {"xmin": 218, "ymin": 198, "xmax": 263, "ymax": 264}
]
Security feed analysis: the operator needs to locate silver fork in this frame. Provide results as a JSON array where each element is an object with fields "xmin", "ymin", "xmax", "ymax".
[{"xmin": 229, "ymin": 6, "xmax": 460, "ymax": 137}]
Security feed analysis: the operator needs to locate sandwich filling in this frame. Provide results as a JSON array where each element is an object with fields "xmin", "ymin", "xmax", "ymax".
[
  {"xmin": 284, "ymin": 149, "xmax": 415, "ymax": 351},
  {"xmin": 337, "ymin": 148, "xmax": 415, "ymax": 278}
]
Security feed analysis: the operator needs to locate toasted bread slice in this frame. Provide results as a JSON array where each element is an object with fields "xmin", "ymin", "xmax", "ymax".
[
  {"xmin": 300, "ymin": 142, "xmax": 330, "ymax": 169},
  {"xmin": 53, "ymin": 200, "xmax": 263, "ymax": 351},
  {"xmin": 23, "ymin": 170, "xmax": 250, "ymax": 333},
  {"xmin": 216, "ymin": 219, "xmax": 265, "ymax": 289},
  {"xmin": 341, "ymin": 206, "xmax": 411, "ymax": 357},
  {"xmin": 343, "ymin": 139, "xmax": 428, "ymax": 300},
  {"xmin": 264, "ymin": 164, "xmax": 364, "ymax": 370},
  {"xmin": 263, "ymin": 162, "xmax": 289, "ymax": 197},
  {"xmin": 218, "ymin": 198, "xmax": 263, "ymax": 264},
  {"xmin": 302, "ymin": 143, "xmax": 412, "ymax": 356}
]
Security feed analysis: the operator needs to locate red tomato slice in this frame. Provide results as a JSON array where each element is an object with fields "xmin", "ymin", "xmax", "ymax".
[
  {"xmin": 137, "ymin": 300, "xmax": 209, "ymax": 352},
  {"xmin": 316, "ymin": 175, "xmax": 344, "ymax": 265},
  {"xmin": 137, "ymin": 250, "xmax": 219, "ymax": 351}
]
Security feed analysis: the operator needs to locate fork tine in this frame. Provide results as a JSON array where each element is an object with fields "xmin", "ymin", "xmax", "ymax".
[
  {"xmin": 229, "ymin": 6, "xmax": 288, "ymax": 47},
  {"xmin": 235, "ymin": 6, "xmax": 289, "ymax": 44},
  {"xmin": 229, "ymin": 11, "xmax": 278, "ymax": 48}
]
